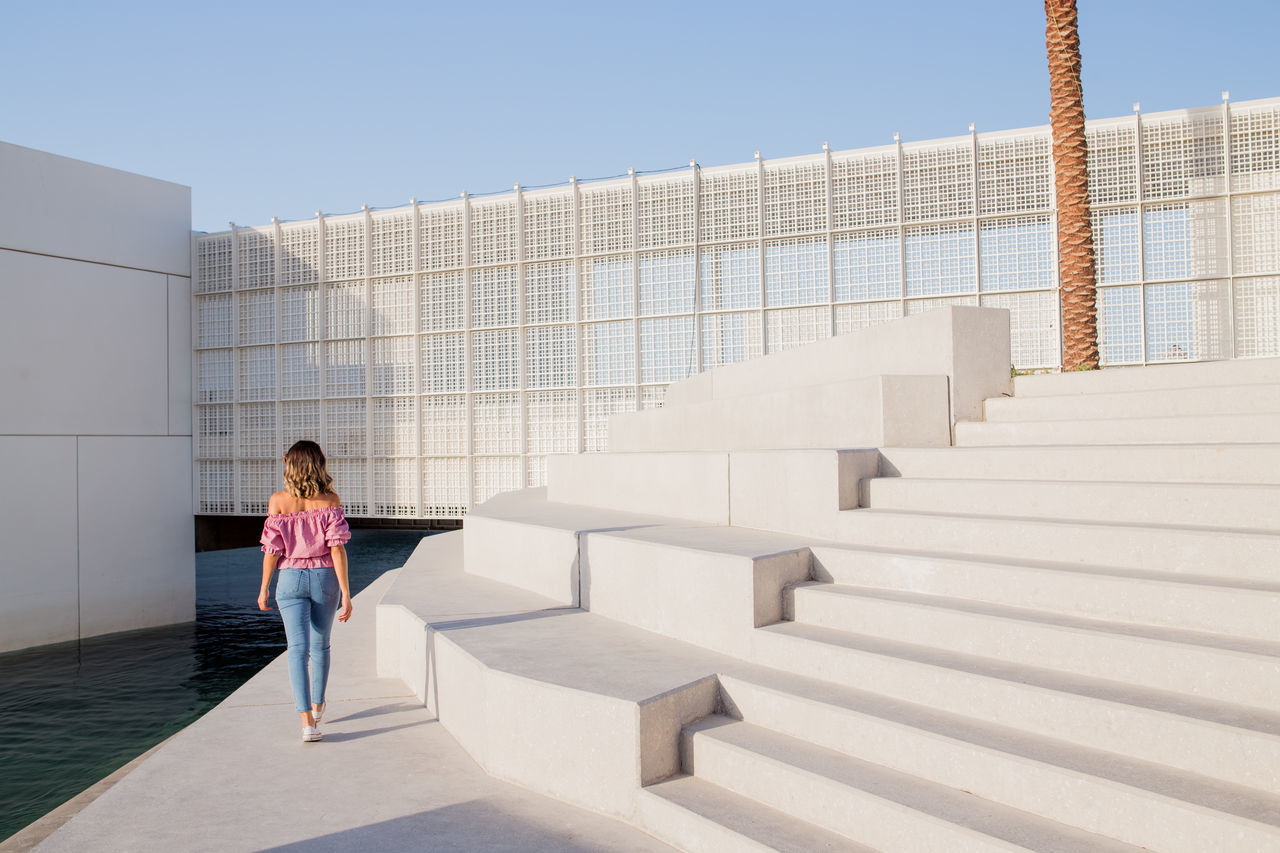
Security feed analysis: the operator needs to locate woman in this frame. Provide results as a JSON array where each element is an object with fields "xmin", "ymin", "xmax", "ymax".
[{"xmin": 257, "ymin": 440, "xmax": 354, "ymax": 742}]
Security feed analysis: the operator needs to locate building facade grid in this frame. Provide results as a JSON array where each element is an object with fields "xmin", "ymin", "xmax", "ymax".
[{"xmin": 193, "ymin": 98, "xmax": 1280, "ymax": 519}]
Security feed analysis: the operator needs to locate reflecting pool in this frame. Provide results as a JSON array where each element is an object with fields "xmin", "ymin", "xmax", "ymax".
[{"xmin": 0, "ymin": 529, "xmax": 428, "ymax": 842}]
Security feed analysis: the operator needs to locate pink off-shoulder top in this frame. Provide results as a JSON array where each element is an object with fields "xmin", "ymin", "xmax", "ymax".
[{"xmin": 260, "ymin": 506, "xmax": 352, "ymax": 568}]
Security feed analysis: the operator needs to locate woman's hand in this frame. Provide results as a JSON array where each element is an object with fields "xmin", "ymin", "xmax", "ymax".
[
  {"xmin": 337, "ymin": 595, "xmax": 353, "ymax": 623},
  {"xmin": 258, "ymin": 590, "xmax": 272, "ymax": 611}
]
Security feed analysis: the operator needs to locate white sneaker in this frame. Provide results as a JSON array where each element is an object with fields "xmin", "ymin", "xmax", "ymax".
[{"xmin": 302, "ymin": 725, "xmax": 322, "ymax": 742}]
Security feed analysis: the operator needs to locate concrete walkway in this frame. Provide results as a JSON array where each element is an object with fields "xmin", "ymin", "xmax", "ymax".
[{"xmin": 30, "ymin": 569, "xmax": 675, "ymax": 852}]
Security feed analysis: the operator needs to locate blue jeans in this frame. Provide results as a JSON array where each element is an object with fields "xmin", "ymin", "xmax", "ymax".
[{"xmin": 275, "ymin": 568, "xmax": 340, "ymax": 713}]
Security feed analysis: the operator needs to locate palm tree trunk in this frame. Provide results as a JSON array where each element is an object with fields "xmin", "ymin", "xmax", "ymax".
[{"xmin": 1046, "ymin": 0, "xmax": 1099, "ymax": 370}]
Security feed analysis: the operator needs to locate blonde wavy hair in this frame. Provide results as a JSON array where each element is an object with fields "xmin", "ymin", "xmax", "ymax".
[{"xmin": 283, "ymin": 440, "xmax": 335, "ymax": 499}]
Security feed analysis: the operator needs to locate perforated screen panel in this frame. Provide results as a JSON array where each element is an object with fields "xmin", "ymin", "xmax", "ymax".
[{"xmin": 193, "ymin": 99, "xmax": 1280, "ymax": 517}]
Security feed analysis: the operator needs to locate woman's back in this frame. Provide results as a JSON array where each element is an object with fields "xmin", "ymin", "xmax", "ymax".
[{"xmin": 270, "ymin": 490, "xmax": 342, "ymax": 515}]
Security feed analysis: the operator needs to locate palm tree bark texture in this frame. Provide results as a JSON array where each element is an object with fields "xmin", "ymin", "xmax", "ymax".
[{"xmin": 1046, "ymin": 0, "xmax": 1099, "ymax": 370}]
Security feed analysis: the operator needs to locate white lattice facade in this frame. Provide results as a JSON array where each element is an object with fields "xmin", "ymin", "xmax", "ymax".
[{"xmin": 193, "ymin": 98, "xmax": 1280, "ymax": 518}]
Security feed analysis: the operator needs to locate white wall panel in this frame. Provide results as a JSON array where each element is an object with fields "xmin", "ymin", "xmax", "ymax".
[
  {"xmin": 77, "ymin": 436, "xmax": 194, "ymax": 639},
  {"xmin": 0, "ymin": 249, "xmax": 168, "ymax": 435},
  {"xmin": 0, "ymin": 437, "xmax": 80, "ymax": 652},
  {"xmin": 0, "ymin": 141, "xmax": 190, "ymax": 275}
]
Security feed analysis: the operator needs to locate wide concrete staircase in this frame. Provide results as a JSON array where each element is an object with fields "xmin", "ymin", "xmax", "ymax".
[{"xmin": 378, "ymin": 308, "xmax": 1280, "ymax": 852}]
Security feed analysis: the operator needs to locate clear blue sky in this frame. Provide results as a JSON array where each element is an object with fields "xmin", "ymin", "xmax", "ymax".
[{"xmin": 2, "ymin": 1, "xmax": 1276, "ymax": 233}]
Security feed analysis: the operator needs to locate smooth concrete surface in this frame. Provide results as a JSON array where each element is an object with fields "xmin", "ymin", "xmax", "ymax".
[
  {"xmin": 380, "ymin": 352, "xmax": 1280, "ymax": 849},
  {"xmin": 463, "ymin": 487, "xmax": 699, "ymax": 605},
  {"xmin": 0, "ymin": 249, "xmax": 171, "ymax": 436},
  {"xmin": 76, "ymin": 436, "xmax": 195, "ymax": 637},
  {"xmin": 661, "ymin": 306, "xmax": 1011, "ymax": 426},
  {"xmin": 547, "ymin": 448, "xmax": 878, "ymax": 535},
  {"xmin": 810, "ymin": 544, "xmax": 1280, "ymax": 641},
  {"xmin": 0, "ymin": 144, "xmax": 192, "ymax": 652},
  {"xmin": 32, "ymin": 567, "xmax": 676, "ymax": 853},
  {"xmin": 378, "ymin": 533, "xmax": 730, "ymax": 819},
  {"xmin": 956, "ymin": 412, "xmax": 1280, "ymax": 446},
  {"xmin": 636, "ymin": 775, "xmax": 872, "ymax": 853},
  {"xmin": 0, "ymin": 140, "xmax": 190, "ymax": 275},
  {"xmin": 682, "ymin": 717, "xmax": 1144, "ymax": 853},
  {"xmin": 787, "ymin": 584, "xmax": 1280, "ymax": 711},
  {"xmin": 547, "ymin": 452, "xmax": 731, "ymax": 524},
  {"xmin": 0, "ymin": 437, "xmax": 80, "ymax": 653},
  {"xmin": 581, "ymin": 525, "xmax": 813, "ymax": 657},
  {"xmin": 751, "ymin": 621, "xmax": 1280, "ymax": 801},
  {"xmin": 729, "ymin": 449, "xmax": 878, "ymax": 540},
  {"xmin": 984, "ymin": 382, "xmax": 1280, "ymax": 421},
  {"xmin": 609, "ymin": 374, "xmax": 951, "ymax": 452},
  {"xmin": 861, "ymin": 476, "xmax": 1280, "ymax": 531},
  {"xmin": 877, "ymin": 443, "xmax": 1280, "ymax": 484},
  {"xmin": 715, "ymin": 669, "xmax": 1280, "ymax": 835},
  {"xmin": 834, "ymin": 508, "xmax": 1280, "ymax": 580},
  {"xmin": 1012, "ymin": 355, "xmax": 1280, "ymax": 397}
]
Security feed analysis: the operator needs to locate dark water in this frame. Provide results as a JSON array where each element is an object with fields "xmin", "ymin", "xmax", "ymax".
[{"xmin": 0, "ymin": 530, "xmax": 428, "ymax": 843}]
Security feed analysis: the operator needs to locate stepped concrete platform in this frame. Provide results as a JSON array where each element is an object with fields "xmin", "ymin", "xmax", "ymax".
[
  {"xmin": 378, "ymin": 528, "xmax": 1219, "ymax": 851},
  {"xmin": 381, "ymin": 310, "xmax": 1280, "ymax": 850},
  {"xmin": 660, "ymin": 305, "xmax": 1012, "ymax": 423},
  {"xmin": 21, "ymin": 566, "xmax": 675, "ymax": 853}
]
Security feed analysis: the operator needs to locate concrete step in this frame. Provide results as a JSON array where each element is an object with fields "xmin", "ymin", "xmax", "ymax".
[
  {"xmin": 462, "ymin": 487, "xmax": 705, "ymax": 605},
  {"xmin": 833, "ymin": 508, "xmax": 1280, "ymax": 583},
  {"xmin": 750, "ymin": 621, "xmax": 1280, "ymax": 793},
  {"xmin": 608, "ymin": 374, "xmax": 951, "ymax": 452},
  {"xmin": 787, "ymin": 584, "xmax": 1280, "ymax": 711},
  {"xmin": 985, "ymin": 383, "xmax": 1280, "ymax": 422},
  {"xmin": 1012, "ymin": 357, "xmax": 1280, "ymax": 397},
  {"xmin": 682, "ymin": 716, "xmax": 1149, "ymax": 853},
  {"xmin": 580, "ymin": 525, "xmax": 813, "ymax": 657},
  {"xmin": 808, "ymin": 544, "xmax": 1280, "ymax": 641},
  {"xmin": 547, "ymin": 448, "xmax": 878, "ymax": 530},
  {"xmin": 377, "ymin": 531, "xmax": 729, "ymax": 819},
  {"xmin": 637, "ymin": 774, "xmax": 871, "ymax": 853},
  {"xmin": 859, "ymin": 477, "xmax": 1280, "ymax": 531},
  {"xmin": 876, "ymin": 444, "xmax": 1280, "ymax": 485},
  {"xmin": 717, "ymin": 671, "xmax": 1280, "ymax": 841},
  {"xmin": 955, "ymin": 412, "xmax": 1280, "ymax": 446}
]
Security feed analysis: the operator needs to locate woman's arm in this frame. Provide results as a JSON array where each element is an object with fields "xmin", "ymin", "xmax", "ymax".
[
  {"xmin": 332, "ymin": 544, "xmax": 353, "ymax": 622},
  {"xmin": 258, "ymin": 552, "xmax": 279, "ymax": 611}
]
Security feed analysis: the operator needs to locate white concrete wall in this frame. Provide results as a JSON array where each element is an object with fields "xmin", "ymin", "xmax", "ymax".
[{"xmin": 0, "ymin": 140, "xmax": 193, "ymax": 653}]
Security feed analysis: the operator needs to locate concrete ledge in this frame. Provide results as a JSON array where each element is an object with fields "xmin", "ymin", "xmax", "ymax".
[
  {"xmin": 956, "ymin": 413, "xmax": 1280, "ymax": 446},
  {"xmin": 547, "ymin": 448, "xmax": 879, "ymax": 537},
  {"xmin": 985, "ymin": 383, "xmax": 1280, "ymax": 422},
  {"xmin": 662, "ymin": 306, "xmax": 1011, "ymax": 426},
  {"xmin": 609, "ymin": 374, "xmax": 952, "ymax": 453},
  {"xmin": 462, "ymin": 487, "xmax": 689, "ymax": 605},
  {"xmin": 835, "ymin": 509, "xmax": 1280, "ymax": 581},
  {"xmin": 582, "ymin": 526, "xmax": 814, "ymax": 657},
  {"xmin": 548, "ymin": 452, "xmax": 731, "ymax": 524},
  {"xmin": 377, "ymin": 532, "xmax": 731, "ymax": 818},
  {"xmin": 1013, "ymin": 356, "xmax": 1280, "ymax": 397},
  {"xmin": 876, "ymin": 444, "xmax": 1280, "ymax": 485},
  {"xmin": 730, "ymin": 449, "xmax": 879, "ymax": 540}
]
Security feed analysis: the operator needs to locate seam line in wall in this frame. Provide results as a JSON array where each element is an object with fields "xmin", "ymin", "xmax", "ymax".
[
  {"xmin": 166, "ymin": 277, "xmax": 171, "ymax": 436},
  {"xmin": 75, "ymin": 436, "xmax": 81, "ymax": 641},
  {"xmin": 0, "ymin": 244, "xmax": 185, "ymax": 277}
]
